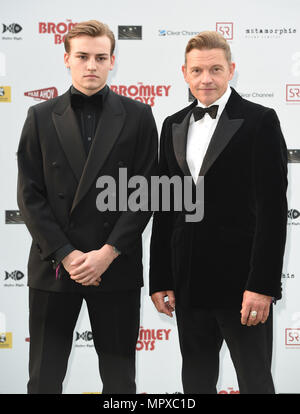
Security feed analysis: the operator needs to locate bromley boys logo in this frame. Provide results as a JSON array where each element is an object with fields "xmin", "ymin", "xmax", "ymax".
[
  {"xmin": 38, "ymin": 20, "xmax": 77, "ymax": 44},
  {"xmin": 136, "ymin": 327, "xmax": 171, "ymax": 351},
  {"xmin": 24, "ymin": 87, "xmax": 58, "ymax": 101},
  {"xmin": 110, "ymin": 83, "xmax": 171, "ymax": 106}
]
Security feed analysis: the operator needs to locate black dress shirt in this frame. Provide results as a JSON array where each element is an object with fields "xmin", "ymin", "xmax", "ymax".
[{"xmin": 70, "ymin": 84, "xmax": 109, "ymax": 154}]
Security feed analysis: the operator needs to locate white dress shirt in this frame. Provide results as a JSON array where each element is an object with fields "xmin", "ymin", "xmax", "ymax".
[{"xmin": 186, "ymin": 86, "xmax": 232, "ymax": 183}]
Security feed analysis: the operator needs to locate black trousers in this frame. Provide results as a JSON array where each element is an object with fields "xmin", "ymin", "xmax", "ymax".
[
  {"xmin": 175, "ymin": 305, "xmax": 275, "ymax": 394},
  {"xmin": 27, "ymin": 287, "xmax": 140, "ymax": 394}
]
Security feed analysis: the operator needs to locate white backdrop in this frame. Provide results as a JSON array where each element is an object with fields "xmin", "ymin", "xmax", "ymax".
[{"xmin": 0, "ymin": 0, "xmax": 300, "ymax": 394}]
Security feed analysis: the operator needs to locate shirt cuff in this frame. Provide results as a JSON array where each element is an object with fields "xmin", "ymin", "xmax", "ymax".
[{"xmin": 51, "ymin": 244, "xmax": 75, "ymax": 267}]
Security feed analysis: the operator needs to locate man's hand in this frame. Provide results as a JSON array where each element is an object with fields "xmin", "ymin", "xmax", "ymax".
[
  {"xmin": 240, "ymin": 290, "xmax": 272, "ymax": 326},
  {"xmin": 151, "ymin": 290, "xmax": 175, "ymax": 317},
  {"xmin": 62, "ymin": 249, "xmax": 99, "ymax": 287},
  {"xmin": 61, "ymin": 249, "xmax": 85, "ymax": 275},
  {"xmin": 68, "ymin": 244, "xmax": 119, "ymax": 286}
]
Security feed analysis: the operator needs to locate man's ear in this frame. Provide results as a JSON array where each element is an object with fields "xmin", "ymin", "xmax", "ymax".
[
  {"xmin": 64, "ymin": 53, "xmax": 70, "ymax": 69},
  {"xmin": 182, "ymin": 64, "xmax": 187, "ymax": 82}
]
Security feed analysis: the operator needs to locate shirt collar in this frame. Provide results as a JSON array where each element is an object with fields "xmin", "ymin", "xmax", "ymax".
[{"xmin": 70, "ymin": 84, "xmax": 109, "ymax": 100}]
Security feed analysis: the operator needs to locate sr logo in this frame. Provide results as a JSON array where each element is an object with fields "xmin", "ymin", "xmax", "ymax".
[
  {"xmin": 216, "ymin": 22, "xmax": 233, "ymax": 40},
  {"xmin": 286, "ymin": 84, "xmax": 300, "ymax": 101}
]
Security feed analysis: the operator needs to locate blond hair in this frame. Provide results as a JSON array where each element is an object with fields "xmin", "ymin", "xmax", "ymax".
[
  {"xmin": 64, "ymin": 20, "xmax": 115, "ymax": 55},
  {"xmin": 185, "ymin": 31, "xmax": 231, "ymax": 63}
]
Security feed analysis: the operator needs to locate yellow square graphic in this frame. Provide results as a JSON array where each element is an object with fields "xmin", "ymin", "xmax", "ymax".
[
  {"xmin": 0, "ymin": 86, "xmax": 11, "ymax": 102},
  {"xmin": 0, "ymin": 332, "xmax": 13, "ymax": 348}
]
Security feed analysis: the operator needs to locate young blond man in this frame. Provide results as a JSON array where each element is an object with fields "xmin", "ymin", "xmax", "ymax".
[{"xmin": 18, "ymin": 20, "xmax": 158, "ymax": 394}]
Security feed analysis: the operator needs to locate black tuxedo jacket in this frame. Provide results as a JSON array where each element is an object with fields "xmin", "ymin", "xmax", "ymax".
[
  {"xmin": 17, "ymin": 87, "xmax": 158, "ymax": 293},
  {"xmin": 150, "ymin": 88, "xmax": 288, "ymax": 308}
]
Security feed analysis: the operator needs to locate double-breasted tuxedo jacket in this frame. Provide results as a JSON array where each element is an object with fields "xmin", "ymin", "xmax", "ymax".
[
  {"xmin": 17, "ymin": 87, "xmax": 158, "ymax": 293},
  {"xmin": 150, "ymin": 88, "xmax": 288, "ymax": 309}
]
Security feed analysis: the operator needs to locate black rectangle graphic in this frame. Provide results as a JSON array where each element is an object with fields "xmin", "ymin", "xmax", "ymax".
[
  {"xmin": 118, "ymin": 26, "xmax": 142, "ymax": 40},
  {"xmin": 288, "ymin": 149, "xmax": 300, "ymax": 163},
  {"xmin": 5, "ymin": 210, "xmax": 24, "ymax": 224}
]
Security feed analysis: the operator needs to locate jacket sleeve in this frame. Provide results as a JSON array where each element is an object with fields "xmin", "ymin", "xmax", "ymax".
[
  {"xmin": 246, "ymin": 108, "xmax": 288, "ymax": 299},
  {"xmin": 106, "ymin": 104, "xmax": 158, "ymax": 254},
  {"xmin": 17, "ymin": 106, "xmax": 71, "ymax": 263},
  {"xmin": 149, "ymin": 117, "xmax": 175, "ymax": 295}
]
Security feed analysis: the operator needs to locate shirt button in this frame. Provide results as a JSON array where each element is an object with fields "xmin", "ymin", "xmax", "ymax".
[
  {"xmin": 87, "ymin": 114, "xmax": 92, "ymax": 119},
  {"xmin": 87, "ymin": 137, "xmax": 92, "ymax": 141}
]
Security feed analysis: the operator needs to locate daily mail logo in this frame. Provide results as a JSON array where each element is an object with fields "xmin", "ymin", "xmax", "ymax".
[
  {"xmin": 286, "ymin": 84, "xmax": 300, "ymax": 102},
  {"xmin": 24, "ymin": 87, "xmax": 58, "ymax": 101},
  {"xmin": 216, "ymin": 22, "xmax": 233, "ymax": 40}
]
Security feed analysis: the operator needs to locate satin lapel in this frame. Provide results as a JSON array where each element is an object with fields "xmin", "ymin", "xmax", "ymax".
[
  {"xmin": 199, "ymin": 108, "xmax": 244, "ymax": 177},
  {"xmin": 172, "ymin": 109, "xmax": 194, "ymax": 176},
  {"xmin": 70, "ymin": 90, "xmax": 126, "ymax": 213},
  {"xmin": 52, "ymin": 92, "xmax": 86, "ymax": 182}
]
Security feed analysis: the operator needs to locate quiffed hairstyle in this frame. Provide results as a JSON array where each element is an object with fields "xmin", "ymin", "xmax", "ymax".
[
  {"xmin": 185, "ymin": 31, "xmax": 231, "ymax": 63},
  {"xmin": 64, "ymin": 20, "xmax": 115, "ymax": 55}
]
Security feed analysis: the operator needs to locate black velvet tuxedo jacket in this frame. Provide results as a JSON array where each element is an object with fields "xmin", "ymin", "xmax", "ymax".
[
  {"xmin": 17, "ymin": 87, "xmax": 158, "ymax": 293},
  {"xmin": 150, "ymin": 88, "xmax": 288, "ymax": 308}
]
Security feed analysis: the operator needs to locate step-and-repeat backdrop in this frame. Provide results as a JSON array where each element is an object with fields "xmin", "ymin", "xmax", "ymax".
[{"xmin": 1, "ymin": 0, "xmax": 300, "ymax": 394}]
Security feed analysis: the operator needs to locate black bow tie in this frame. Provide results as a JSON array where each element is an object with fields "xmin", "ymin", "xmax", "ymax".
[
  {"xmin": 192, "ymin": 105, "xmax": 219, "ymax": 121},
  {"xmin": 71, "ymin": 92, "xmax": 103, "ymax": 109}
]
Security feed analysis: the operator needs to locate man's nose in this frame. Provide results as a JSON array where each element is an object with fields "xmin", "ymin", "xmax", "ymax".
[
  {"xmin": 201, "ymin": 71, "xmax": 213, "ymax": 83},
  {"xmin": 87, "ymin": 58, "xmax": 97, "ymax": 70}
]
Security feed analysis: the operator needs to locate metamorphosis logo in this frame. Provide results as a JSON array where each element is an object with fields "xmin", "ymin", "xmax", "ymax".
[
  {"xmin": 2, "ymin": 23, "xmax": 22, "ymax": 40},
  {"xmin": 245, "ymin": 26, "xmax": 297, "ymax": 39},
  {"xmin": 136, "ymin": 327, "xmax": 171, "ymax": 351},
  {"xmin": 110, "ymin": 83, "xmax": 171, "ymax": 106},
  {"xmin": 282, "ymin": 272, "xmax": 296, "ymax": 280},
  {"xmin": 3, "ymin": 270, "xmax": 25, "ymax": 287},
  {"xmin": 24, "ymin": 87, "xmax": 58, "ymax": 101},
  {"xmin": 75, "ymin": 330, "xmax": 94, "ymax": 348},
  {"xmin": 38, "ymin": 20, "xmax": 77, "ymax": 44}
]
